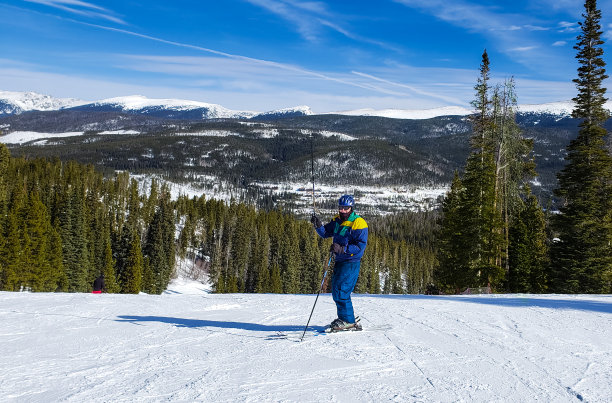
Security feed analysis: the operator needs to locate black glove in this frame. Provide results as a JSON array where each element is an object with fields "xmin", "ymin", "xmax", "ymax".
[
  {"xmin": 311, "ymin": 214, "xmax": 322, "ymax": 228},
  {"xmin": 331, "ymin": 243, "xmax": 345, "ymax": 254}
]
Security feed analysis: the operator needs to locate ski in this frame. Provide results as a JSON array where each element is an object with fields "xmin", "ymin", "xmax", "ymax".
[{"xmin": 271, "ymin": 322, "xmax": 392, "ymax": 341}]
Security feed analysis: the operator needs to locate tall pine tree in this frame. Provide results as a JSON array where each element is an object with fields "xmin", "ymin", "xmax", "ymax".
[{"xmin": 551, "ymin": 0, "xmax": 612, "ymax": 293}]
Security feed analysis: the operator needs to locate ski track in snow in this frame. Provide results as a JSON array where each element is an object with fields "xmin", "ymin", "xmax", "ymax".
[{"xmin": 0, "ymin": 292, "xmax": 610, "ymax": 402}]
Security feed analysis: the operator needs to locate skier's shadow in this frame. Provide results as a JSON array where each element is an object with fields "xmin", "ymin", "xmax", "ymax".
[{"xmin": 116, "ymin": 315, "xmax": 324, "ymax": 334}]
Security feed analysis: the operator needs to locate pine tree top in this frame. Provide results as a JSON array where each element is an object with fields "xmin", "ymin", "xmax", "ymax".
[{"xmin": 571, "ymin": 0, "xmax": 609, "ymax": 124}]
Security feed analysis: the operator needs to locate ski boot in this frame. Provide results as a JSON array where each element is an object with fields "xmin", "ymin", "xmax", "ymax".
[{"xmin": 326, "ymin": 317, "xmax": 363, "ymax": 332}]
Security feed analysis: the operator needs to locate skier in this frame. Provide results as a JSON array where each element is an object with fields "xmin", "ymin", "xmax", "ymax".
[
  {"xmin": 92, "ymin": 274, "xmax": 105, "ymax": 294},
  {"xmin": 311, "ymin": 194, "xmax": 368, "ymax": 331}
]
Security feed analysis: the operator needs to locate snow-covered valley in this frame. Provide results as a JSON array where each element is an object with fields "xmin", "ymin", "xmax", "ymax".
[{"xmin": 1, "ymin": 288, "xmax": 610, "ymax": 402}]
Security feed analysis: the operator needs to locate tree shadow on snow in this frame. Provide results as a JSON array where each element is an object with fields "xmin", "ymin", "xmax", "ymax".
[
  {"xmin": 115, "ymin": 315, "xmax": 325, "ymax": 333},
  {"xmin": 360, "ymin": 294, "xmax": 612, "ymax": 314}
]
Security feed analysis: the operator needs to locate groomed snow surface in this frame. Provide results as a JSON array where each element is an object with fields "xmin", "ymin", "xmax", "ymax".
[{"xmin": 1, "ymin": 287, "xmax": 610, "ymax": 402}]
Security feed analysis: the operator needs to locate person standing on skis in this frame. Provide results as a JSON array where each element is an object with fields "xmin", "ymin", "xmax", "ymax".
[
  {"xmin": 92, "ymin": 274, "xmax": 105, "ymax": 294},
  {"xmin": 311, "ymin": 194, "xmax": 368, "ymax": 331}
]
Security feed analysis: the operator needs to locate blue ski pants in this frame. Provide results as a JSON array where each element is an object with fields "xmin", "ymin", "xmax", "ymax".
[{"xmin": 331, "ymin": 260, "xmax": 361, "ymax": 323}]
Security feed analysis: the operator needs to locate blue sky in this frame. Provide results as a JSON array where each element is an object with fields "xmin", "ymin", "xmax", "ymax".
[{"xmin": 1, "ymin": 0, "xmax": 611, "ymax": 113}]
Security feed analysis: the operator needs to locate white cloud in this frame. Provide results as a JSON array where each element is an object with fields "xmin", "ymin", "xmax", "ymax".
[
  {"xmin": 23, "ymin": 0, "xmax": 125, "ymax": 24},
  {"xmin": 510, "ymin": 46, "xmax": 538, "ymax": 52},
  {"xmin": 243, "ymin": 0, "xmax": 396, "ymax": 51},
  {"xmin": 558, "ymin": 21, "xmax": 579, "ymax": 33},
  {"xmin": 243, "ymin": 0, "xmax": 321, "ymax": 41},
  {"xmin": 351, "ymin": 71, "xmax": 464, "ymax": 105},
  {"xmin": 524, "ymin": 25, "xmax": 549, "ymax": 31},
  {"xmin": 552, "ymin": 41, "xmax": 567, "ymax": 47}
]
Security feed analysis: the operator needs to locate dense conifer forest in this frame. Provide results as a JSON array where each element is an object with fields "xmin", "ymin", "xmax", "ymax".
[{"xmin": 0, "ymin": 143, "xmax": 437, "ymax": 294}]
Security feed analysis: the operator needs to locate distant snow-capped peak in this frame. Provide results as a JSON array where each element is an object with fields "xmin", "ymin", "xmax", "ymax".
[
  {"xmin": 330, "ymin": 106, "xmax": 472, "ymax": 120},
  {"xmin": 516, "ymin": 101, "xmax": 575, "ymax": 115},
  {"xmin": 86, "ymin": 96, "xmax": 314, "ymax": 119},
  {"xmin": 0, "ymin": 90, "xmax": 85, "ymax": 114},
  {"xmin": 92, "ymin": 95, "xmax": 258, "ymax": 119},
  {"xmin": 331, "ymin": 100, "xmax": 612, "ymax": 120},
  {"xmin": 261, "ymin": 105, "xmax": 313, "ymax": 115}
]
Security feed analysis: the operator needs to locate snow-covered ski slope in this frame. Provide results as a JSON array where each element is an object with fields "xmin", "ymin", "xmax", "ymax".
[{"xmin": 1, "ymin": 288, "xmax": 610, "ymax": 402}]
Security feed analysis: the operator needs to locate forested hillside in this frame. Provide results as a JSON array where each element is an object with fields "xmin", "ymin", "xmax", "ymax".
[
  {"xmin": 0, "ymin": 144, "xmax": 436, "ymax": 294},
  {"xmin": 4, "ymin": 108, "xmax": 611, "ymax": 212}
]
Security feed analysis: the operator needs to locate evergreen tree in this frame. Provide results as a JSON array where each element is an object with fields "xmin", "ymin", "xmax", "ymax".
[
  {"xmin": 101, "ymin": 224, "xmax": 120, "ymax": 293},
  {"xmin": 121, "ymin": 230, "xmax": 143, "ymax": 294},
  {"xmin": 230, "ymin": 205, "xmax": 252, "ymax": 292},
  {"xmin": 254, "ymin": 224, "xmax": 271, "ymax": 293},
  {"xmin": 552, "ymin": 0, "xmax": 612, "ymax": 293},
  {"xmin": 436, "ymin": 52, "xmax": 539, "ymax": 293},
  {"xmin": 0, "ymin": 143, "xmax": 8, "ymax": 227},
  {"xmin": 1, "ymin": 186, "xmax": 26, "ymax": 291},
  {"xmin": 24, "ymin": 191, "xmax": 55, "ymax": 291},
  {"xmin": 0, "ymin": 144, "xmax": 8, "ymax": 287},
  {"xmin": 465, "ymin": 50, "xmax": 505, "ymax": 288},
  {"xmin": 143, "ymin": 191, "xmax": 176, "ymax": 294},
  {"xmin": 49, "ymin": 223, "xmax": 67, "ymax": 292},
  {"xmin": 58, "ymin": 188, "xmax": 90, "ymax": 292},
  {"xmin": 436, "ymin": 172, "xmax": 470, "ymax": 293},
  {"xmin": 508, "ymin": 188, "xmax": 549, "ymax": 293},
  {"xmin": 280, "ymin": 218, "xmax": 300, "ymax": 293},
  {"xmin": 269, "ymin": 263, "xmax": 283, "ymax": 293},
  {"xmin": 299, "ymin": 225, "xmax": 322, "ymax": 293},
  {"xmin": 491, "ymin": 79, "xmax": 537, "ymax": 276}
]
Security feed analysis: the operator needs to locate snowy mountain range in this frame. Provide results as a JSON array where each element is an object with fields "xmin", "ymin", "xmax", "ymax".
[
  {"xmin": 0, "ymin": 91, "xmax": 313, "ymax": 120},
  {"xmin": 0, "ymin": 90, "xmax": 600, "ymax": 120},
  {"xmin": 0, "ymin": 90, "xmax": 85, "ymax": 115}
]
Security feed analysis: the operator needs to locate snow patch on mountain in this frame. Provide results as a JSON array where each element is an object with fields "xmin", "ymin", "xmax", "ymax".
[
  {"xmin": 300, "ymin": 129, "xmax": 355, "ymax": 141},
  {"xmin": 0, "ymin": 131, "xmax": 83, "ymax": 144}
]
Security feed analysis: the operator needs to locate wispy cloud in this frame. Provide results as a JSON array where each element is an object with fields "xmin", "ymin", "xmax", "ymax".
[
  {"xmin": 243, "ymin": 0, "xmax": 396, "ymax": 50},
  {"xmin": 393, "ymin": 0, "xmax": 513, "ymax": 32},
  {"xmin": 524, "ymin": 25, "xmax": 549, "ymax": 31},
  {"xmin": 558, "ymin": 21, "xmax": 579, "ymax": 33},
  {"xmin": 552, "ymin": 41, "xmax": 566, "ymax": 47},
  {"xmin": 351, "ymin": 71, "xmax": 464, "ymax": 105},
  {"xmin": 63, "ymin": 19, "xmax": 419, "ymax": 99},
  {"xmin": 510, "ymin": 46, "xmax": 538, "ymax": 52},
  {"xmin": 24, "ymin": 0, "xmax": 125, "ymax": 24},
  {"xmin": 0, "ymin": 58, "xmax": 470, "ymax": 112},
  {"xmin": 245, "ymin": 0, "xmax": 327, "ymax": 41}
]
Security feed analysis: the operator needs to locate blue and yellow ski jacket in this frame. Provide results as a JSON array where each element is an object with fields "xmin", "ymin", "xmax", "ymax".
[{"xmin": 315, "ymin": 211, "xmax": 368, "ymax": 263}]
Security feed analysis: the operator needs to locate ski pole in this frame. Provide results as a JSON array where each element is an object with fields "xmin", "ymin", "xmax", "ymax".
[{"xmin": 300, "ymin": 251, "xmax": 334, "ymax": 342}]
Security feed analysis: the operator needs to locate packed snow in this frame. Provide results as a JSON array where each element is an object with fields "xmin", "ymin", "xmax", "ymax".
[{"xmin": 0, "ymin": 287, "xmax": 610, "ymax": 402}]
